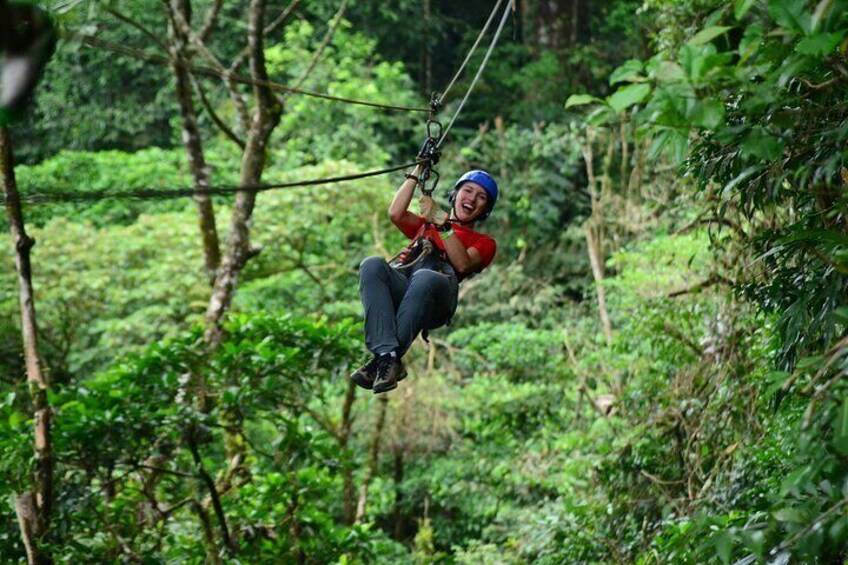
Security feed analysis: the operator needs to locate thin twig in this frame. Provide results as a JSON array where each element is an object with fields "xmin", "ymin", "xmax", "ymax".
[
  {"xmin": 264, "ymin": 0, "xmax": 301, "ymax": 37},
  {"xmin": 288, "ymin": 0, "xmax": 350, "ymax": 93},
  {"xmin": 190, "ymin": 73, "xmax": 246, "ymax": 150},
  {"xmin": 199, "ymin": 0, "xmax": 224, "ymax": 42},
  {"xmin": 106, "ymin": 8, "xmax": 166, "ymax": 49}
]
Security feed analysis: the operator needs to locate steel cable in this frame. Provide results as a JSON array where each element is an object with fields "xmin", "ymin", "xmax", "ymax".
[
  {"xmin": 437, "ymin": 0, "xmax": 504, "ymax": 105},
  {"xmin": 80, "ymin": 36, "xmax": 430, "ymax": 114},
  {"xmin": 21, "ymin": 6, "xmax": 513, "ymax": 206},
  {"xmin": 22, "ymin": 161, "xmax": 421, "ymax": 204},
  {"xmin": 438, "ymin": 0, "xmax": 513, "ymax": 148}
]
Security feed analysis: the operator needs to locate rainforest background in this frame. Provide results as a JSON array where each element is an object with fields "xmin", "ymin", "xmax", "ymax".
[{"xmin": 2, "ymin": 0, "xmax": 848, "ymax": 563}]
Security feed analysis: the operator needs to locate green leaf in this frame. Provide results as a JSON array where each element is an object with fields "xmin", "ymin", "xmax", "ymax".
[
  {"xmin": 779, "ymin": 229, "xmax": 848, "ymax": 247},
  {"xmin": 768, "ymin": 0, "xmax": 811, "ymax": 35},
  {"xmin": 609, "ymin": 59, "xmax": 645, "ymax": 85},
  {"xmin": 688, "ymin": 26, "xmax": 732, "ymax": 46},
  {"xmin": 8, "ymin": 410, "xmax": 25, "ymax": 428},
  {"xmin": 679, "ymin": 44, "xmax": 706, "ymax": 83},
  {"xmin": 565, "ymin": 93, "xmax": 603, "ymax": 108},
  {"xmin": 735, "ymin": 0, "xmax": 757, "ymax": 19},
  {"xmin": 607, "ymin": 83, "xmax": 652, "ymax": 113},
  {"xmin": 647, "ymin": 129, "xmax": 689, "ymax": 163},
  {"xmin": 765, "ymin": 370, "xmax": 792, "ymax": 396},
  {"xmin": 740, "ymin": 127, "xmax": 783, "ymax": 160},
  {"xmin": 654, "ymin": 61, "xmax": 687, "ymax": 83},
  {"xmin": 688, "ymin": 98, "xmax": 725, "ymax": 129},
  {"xmin": 775, "ymin": 507, "xmax": 806, "ymax": 523},
  {"xmin": 796, "ymin": 31, "xmax": 845, "ymax": 55},
  {"xmin": 713, "ymin": 531, "xmax": 732, "ymax": 564},
  {"xmin": 812, "ymin": 0, "xmax": 836, "ymax": 32},
  {"xmin": 832, "ymin": 306, "xmax": 848, "ymax": 325},
  {"xmin": 739, "ymin": 23, "xmax": 764, "ymax": 63},
  {"xmin": 585, "ymin": 106, "xmax": 614, "ymax": 126}
]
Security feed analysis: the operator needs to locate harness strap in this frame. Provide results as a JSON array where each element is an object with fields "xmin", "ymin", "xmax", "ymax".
[{"xmin": 388, "ymin": 222, "xmax": 448, "ymax": 270}]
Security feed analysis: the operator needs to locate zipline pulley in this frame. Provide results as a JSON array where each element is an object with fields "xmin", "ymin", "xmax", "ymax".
[{"xmin": 428, "ymin": 91, "xmax": 443, "ymax": 116}]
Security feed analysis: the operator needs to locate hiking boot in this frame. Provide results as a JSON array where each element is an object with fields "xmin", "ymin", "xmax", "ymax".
[
  {"xmin": 350, "ymin": 356, "xmax": 382, "ymax": 390},
  {"xmin": 372, "ymin": 355, "xmax": 407, "ymax": 394}
]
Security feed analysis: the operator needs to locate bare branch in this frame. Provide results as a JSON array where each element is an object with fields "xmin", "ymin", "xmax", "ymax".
[
  {"xmin": 106, "ymin": 8, "xmax": 167, "ymax": 50},
  {"xmin": 264, "ymin": 0, "xmax": 301, "ymax": 37},
  {"xmin": 166, "ymin": 5, "xmax": 252, "ymax": 131},
  {"xmin": 662, "ymin": 321, "xmax": 703, "ymax": 356},
  {"xmin": 289, "ymin": 0, "xmax": 350, "ymax": 92},
  {"xmin": 199, "ymin": 0, "xmax": 224, "ymax": 42},
  {"xmin": 190, "ymin": 73, "xmax": 246, "ymax": 150},
  {"xmin": 667, "ymin": 273, "xmax": 731, "ymax": 298}
]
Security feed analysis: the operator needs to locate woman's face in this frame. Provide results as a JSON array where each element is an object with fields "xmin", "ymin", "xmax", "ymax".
[{"xmin": 453, "ymin": 181, "xmax": 489, "ymax": 222}]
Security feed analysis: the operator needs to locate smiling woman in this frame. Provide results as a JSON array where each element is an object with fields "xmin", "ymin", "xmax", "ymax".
[{"xmin": 350, "ymin": 166, "xmax": 499, "ymax": 394}]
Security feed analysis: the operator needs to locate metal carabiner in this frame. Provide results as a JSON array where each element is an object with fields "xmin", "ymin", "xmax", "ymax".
[
  {"xmin": 428, "ymin": 92, "xmax": 443, "ymax": 116},
  {"xmin": 421, "ymin": 169, "xmax": 440, "ymax": 197},
  {"xmin": 426, "ymin": 119, "xmax": 443, "ymax": 142}
]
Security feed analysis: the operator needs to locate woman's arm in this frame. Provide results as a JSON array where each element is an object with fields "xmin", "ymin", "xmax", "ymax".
[
  {"xmin": 389, "ymin": 164, "xmax": 423, "ymax": 233},
  {"xmin": 441, "ymin": 227, "xmax": 482, "ymax": 277}
]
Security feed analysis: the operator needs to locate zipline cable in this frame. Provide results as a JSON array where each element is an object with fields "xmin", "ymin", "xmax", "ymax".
[
  {"xmin": 437, "ymin": 0, "xmax": 513, "ymax": 148},
  {"xmin": 437, "ymin": 0, "xmax": 504, "ymax": 106},
  {"xmin": 22, "ymin": 161, "xmax": 421, "ymax": 204},
  {"xmin": 21, "ymin": 6, "xmax": 513, "ymax": 206},
  {"xmin": 80, "ymin": 36, "xmax": 430, "ymax": 114}
]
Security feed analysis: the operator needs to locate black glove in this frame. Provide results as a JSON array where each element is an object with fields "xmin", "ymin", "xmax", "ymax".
[{"xmin": 435, "ymin": 220, "xmax": 453, "ymax": 233}]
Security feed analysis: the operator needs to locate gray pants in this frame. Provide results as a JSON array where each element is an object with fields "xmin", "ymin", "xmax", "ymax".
[{"xmin": 359, "ymin": 255, "xmax": 459, "ymax": 357}]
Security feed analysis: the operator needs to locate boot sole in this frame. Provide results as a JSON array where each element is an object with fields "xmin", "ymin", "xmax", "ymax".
[
  {"xmin": 373, "ymin": 369, "xmax": 407, "ymax": 394},
  {"xmin": 350, "ymin": 371, "xmax": 374, "ymax": 390}
]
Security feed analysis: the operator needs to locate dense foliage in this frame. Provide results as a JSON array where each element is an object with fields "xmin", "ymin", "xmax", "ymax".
[{"xmin": 2, "ymin": 0, "xmax": 847, "ymax": 563}]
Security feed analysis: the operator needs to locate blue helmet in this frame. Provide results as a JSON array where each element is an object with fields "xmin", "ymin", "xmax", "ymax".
[{"xmin": 449, "ymin": 170, "xmax": 499, "ymax": 221}]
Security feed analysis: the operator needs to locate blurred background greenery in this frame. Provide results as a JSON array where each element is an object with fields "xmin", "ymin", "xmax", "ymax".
[{"xmin": 2, "ymin": 0, "xmax": 848, "ymax": 563}]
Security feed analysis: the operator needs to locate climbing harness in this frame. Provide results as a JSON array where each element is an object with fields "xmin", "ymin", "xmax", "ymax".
[{"xmin": 389, "ymin": 235, "xmax": 439, "ymax": 271}]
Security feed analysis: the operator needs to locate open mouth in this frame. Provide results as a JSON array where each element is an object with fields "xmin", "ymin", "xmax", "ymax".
[{"xmin": 461, "ymin": 202, "xmax": 475, "ymax": 215}]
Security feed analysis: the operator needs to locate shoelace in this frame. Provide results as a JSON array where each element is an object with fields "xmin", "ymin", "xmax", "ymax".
[{"xmin": 374, "ymin": 355, "xmax": 395, "ymax": 380}]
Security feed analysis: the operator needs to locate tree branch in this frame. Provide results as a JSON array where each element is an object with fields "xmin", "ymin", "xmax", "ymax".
[
  {"xmin": 667, "ymin": 273, "xmax": 731, "ymax": 298},
  {"xmin": 264, "ymin": 0, "xmax": 301, "ymax": 37},
  {"xmin": 106, "ymin": 8, "xmax": 167, "ymax": 50},
  {"xmin": 199, "ymin": 0, "xmax": 223, "ymax": 42},
  {"xmin": 289, "ymin": 0, "xmax": 350, "ymax": 93},
  {"xmin": 190, "ymin": 73, "xmax": 246, "ymax": 150}
]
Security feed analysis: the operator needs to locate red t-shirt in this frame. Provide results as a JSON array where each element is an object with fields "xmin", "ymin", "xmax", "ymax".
[{"xmin": 399, "ymin": 215, "xmax": 497, "ymax": 273}]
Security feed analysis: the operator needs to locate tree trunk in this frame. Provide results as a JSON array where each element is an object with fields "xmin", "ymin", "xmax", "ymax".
[
  {"xmin": 193, "ymin": 501, "xmax": 223, "ymax": 565},
  {"xmin": 424, "ymin": 0, "xmax": 432, "ymax": 96},
  {"xmin": 287, "ymin": 482, "xmax": 305, "ymax": 565},
  {"xmin": 355, "ymin": 397, "xmax": 389, "ymax": 523},
  {"xmin": 570, "ymin": 0, "xmax": 579, "ymax": 46},
  {"xmin": 392, "ymin": 447, "xmax": 405, "ymax": 539},
  {"xmin": 1, "ymin": 127, "xmax": 53, "ymax": 565},
  {"xmin": 187, "ymin": 427, "xmax": 235, "ymax": 554},
  {"xmin": 164, "ymin": 0, "xmax": 221, "ymax": 284},
  {"xmin": 581, "ymin": 134, "xmax": 613, "ymax": 347},
  {"xmin": 340, "ymin": 380, "xmax": 357, "ymax": 525},
  {"xmin": 204, "ymin": 0, "xmax": 282, "ymax": 345},
  {"xmin": 584, "ymin": 222, "xmax": 612, "ymax": 346}
]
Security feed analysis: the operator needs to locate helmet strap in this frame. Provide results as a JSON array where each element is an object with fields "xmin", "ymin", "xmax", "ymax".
[{"xmin": 449, "ymin": 200, "xmax": 479, "ymax": 226}]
